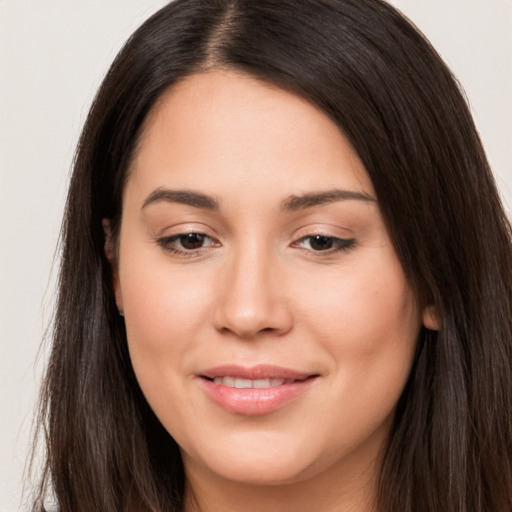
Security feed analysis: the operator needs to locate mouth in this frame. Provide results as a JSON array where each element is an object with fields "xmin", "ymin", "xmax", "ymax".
[
  {"xmin": 198, "ymin": 365, "xmax": 319, "ymax": 415},
  {"xmin": 206, "ymin": 376, "xmax": 304, "ymax": 388}
]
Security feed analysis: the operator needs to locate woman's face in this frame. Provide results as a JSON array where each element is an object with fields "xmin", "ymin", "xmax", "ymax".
[{"xmin": 113, "ymin": 71, "xmax": 428, "ymax": 489}]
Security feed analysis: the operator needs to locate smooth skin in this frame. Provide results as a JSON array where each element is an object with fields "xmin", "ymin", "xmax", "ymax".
[{"xmin": 108, "ymin": 70, "xmax": 434, "ymax": 512}]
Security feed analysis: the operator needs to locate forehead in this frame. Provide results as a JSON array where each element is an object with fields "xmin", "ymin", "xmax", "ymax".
[{"xmin": 127, "ymin": 70, "xmax": 374, "ymax": 202}]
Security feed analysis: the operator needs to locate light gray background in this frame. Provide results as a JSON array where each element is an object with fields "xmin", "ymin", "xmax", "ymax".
[{"xmin": 1, "ymin": 1, "xmax": 511, "ymax": 510}]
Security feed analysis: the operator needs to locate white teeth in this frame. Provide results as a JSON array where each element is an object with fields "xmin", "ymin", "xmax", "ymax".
[
  {"xmin": 212, "ymin": 377, "xmax": 287, "ymax": 388},
  {"xmin": 253, "ymin": 379, "xmax": 271, "ymax": 388},
  {"xmin": 235, "ymin": 378, "xmax": 252, "ymax": 389},
  {"xmin": 224, "ymin": 376, "xmax": 235, "ymax": 387}
]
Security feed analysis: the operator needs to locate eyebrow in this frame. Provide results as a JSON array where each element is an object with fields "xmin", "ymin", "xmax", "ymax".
[
  {"xmin": 141, "ymin": 187, "xmax": 375, "ymax": 212},
  {"xmin": 280, "ymin": 189, "xmax": 376, "ymax": 211},
  {"xmin": 142, "ymin": 188, "xmax": 220, "ymax": 210}
]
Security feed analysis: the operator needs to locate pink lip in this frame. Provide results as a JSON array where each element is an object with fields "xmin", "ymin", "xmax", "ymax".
[
  {"xmin": 200, "ymin": 364, "xmax": 313, "ymax": 381},
  {"xmin": 198, "ymin": 365, "xmax": 318, "ymax": 416}
]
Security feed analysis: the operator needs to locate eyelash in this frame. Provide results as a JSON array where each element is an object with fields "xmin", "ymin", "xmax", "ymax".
[
  {"xmin": 292, "ymin": 235, "xmax": 356, "ymax": 255},
  {"xmin": 156, "ymin": 232, "xmax": 219, "ymax": 258},
  {"xmin": 156, "ymin": 232, "xmax": 356, "ymax": 257}
]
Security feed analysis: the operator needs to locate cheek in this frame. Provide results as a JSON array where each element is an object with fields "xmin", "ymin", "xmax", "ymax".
[
  {"xmin": 118, "ymin": 248, "xmax": 215, "ymax": 385},
  {"xmin": 302, "ymin": 247, "xmax": 419, "ymax": 343},
  {"xmin": 297, "ymin": 252, "xmax": 420, "ymax": 397},
  {"xmin": 293, "ymin": 261, "xmax": 420, "ymax": 461}
]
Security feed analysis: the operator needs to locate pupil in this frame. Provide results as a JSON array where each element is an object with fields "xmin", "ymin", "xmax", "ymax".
[
  {"xmin": 180, "ymin": 233, "xmax": 204, "ymax": 250},
  {"xmin": 310, "ymin": 235, "xmax": 333, "ymax": 251}
]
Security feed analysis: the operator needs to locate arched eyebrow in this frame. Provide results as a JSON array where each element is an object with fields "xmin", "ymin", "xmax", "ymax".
[
  {"xmin": 280, "ymin": 189, "xmax": 376, "ymax": 211},
  {"xmin": 142, "ymin": 188, "xmax": 220, "ymax": 210}
]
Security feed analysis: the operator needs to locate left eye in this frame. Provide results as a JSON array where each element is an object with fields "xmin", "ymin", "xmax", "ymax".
[{"xmin": 294, "ymin": 235, "xmax": 355, "ymax": 252}]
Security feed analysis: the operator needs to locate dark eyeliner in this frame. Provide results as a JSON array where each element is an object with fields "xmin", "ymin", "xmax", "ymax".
[{"xmin": 293, "ymin": 235, "xmax": 357, "ymax": 254}]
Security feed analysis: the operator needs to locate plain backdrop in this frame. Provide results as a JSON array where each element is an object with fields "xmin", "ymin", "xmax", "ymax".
[{"xmin": 1, "ymin": 1, "xmax": 511, "ymax": 510}]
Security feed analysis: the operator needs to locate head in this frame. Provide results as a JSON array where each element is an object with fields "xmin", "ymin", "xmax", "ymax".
[{"xmin": 38, "ymin": 1, "xmax": 512, "ymax": 511}]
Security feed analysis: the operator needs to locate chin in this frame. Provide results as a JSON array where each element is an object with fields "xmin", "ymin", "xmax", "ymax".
[
  {"xmin": 201, "ymin": 456, "xmax": 314, "ymax": 486},
  {"xmin": 180, "ymin": 427, "xmax": 341, "ymax": 488}
]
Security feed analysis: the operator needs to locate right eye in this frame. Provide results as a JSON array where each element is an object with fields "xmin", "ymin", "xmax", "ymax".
[{"xmin": 156, "ymin": 232, "xmax": 220, "ymax": 256}]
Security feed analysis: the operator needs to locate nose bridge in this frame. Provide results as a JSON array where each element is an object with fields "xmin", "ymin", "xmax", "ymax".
[{"xmin": 213, "ymin": 238, "xmax": 291, "ymax": 339}]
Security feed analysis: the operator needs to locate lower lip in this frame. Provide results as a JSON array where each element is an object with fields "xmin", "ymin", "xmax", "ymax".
[{"xmin": 199, "ymin": 377, "xmax": 317, "ymax": 416}]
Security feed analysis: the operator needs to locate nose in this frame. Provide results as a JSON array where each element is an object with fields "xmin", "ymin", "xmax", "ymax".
[{"xmin": 212, "ymin": 244, "xmax": 293, "ymax": 340}]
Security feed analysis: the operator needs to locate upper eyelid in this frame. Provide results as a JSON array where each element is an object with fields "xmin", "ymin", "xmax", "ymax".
[
  {"xmin": 291, "ymin": 219, "xmax": 355, "ymax": 235},
  {"xmin": 156, "ymin": 229, "xmax": 352, "ymax": 241},
  {"xmin": 296, "ymin": 234, "xmax": 349, "ymax": 241},
  {"xmin": 155, "ymin": 223, "xmax": 218, "ymax": 239}
]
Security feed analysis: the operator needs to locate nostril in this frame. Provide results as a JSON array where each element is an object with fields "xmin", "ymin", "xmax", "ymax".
[{"xmin": 212, "ymin": 281, "xmax": 294, "ymax": 339}]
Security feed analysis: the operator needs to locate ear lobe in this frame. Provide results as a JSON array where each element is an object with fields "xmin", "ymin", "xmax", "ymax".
[
  {"xmin": 422, "ymin": 304, "xmax": 440, "ymax": 331},
  {"xmin": 102, "ymin": 219, "xmax": 124, "ymax": 313}
]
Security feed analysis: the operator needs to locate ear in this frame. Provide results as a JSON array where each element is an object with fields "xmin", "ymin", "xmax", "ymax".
[
  {"xmin": 102, "ymin": 219, "xmax": 124, "ymax": 314},
  {"xmin": 422, "ymin": 304, "xmax": 440, "ymax": 331}
]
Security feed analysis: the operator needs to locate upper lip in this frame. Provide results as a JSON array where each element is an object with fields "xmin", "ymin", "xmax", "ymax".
[{"xmin": 199, "ymin": 364, "xmax": 316, "ymax": 381}]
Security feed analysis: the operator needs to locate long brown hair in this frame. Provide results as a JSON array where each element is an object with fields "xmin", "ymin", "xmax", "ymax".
[{"xmin": 33, "ymin": 1, "xmax": 512, "ymax": 510}]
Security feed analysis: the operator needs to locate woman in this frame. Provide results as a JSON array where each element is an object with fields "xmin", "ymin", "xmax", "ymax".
[{"xmin": 33, "ymin": 0, "xmax": 512, "ymax": 511}]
